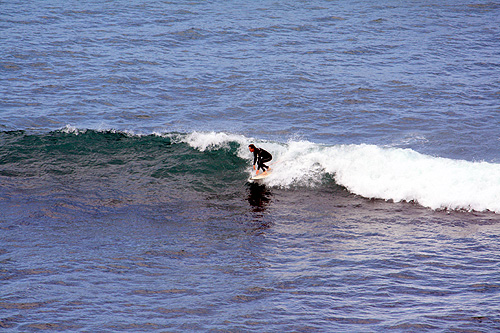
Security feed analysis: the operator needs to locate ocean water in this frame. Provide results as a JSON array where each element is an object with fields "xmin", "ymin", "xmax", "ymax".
[{"xmin": 1, "ymin": 0, "xmax": 500, "ymax": 331}]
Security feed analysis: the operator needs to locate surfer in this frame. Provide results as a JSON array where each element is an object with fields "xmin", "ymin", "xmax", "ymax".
[{"xmin": 249, "ymin": 144, "xmax": 272, "ymax": 175}]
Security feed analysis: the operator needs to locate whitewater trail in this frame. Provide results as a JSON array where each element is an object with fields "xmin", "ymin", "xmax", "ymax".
[{"xmin": 183, "ymin": 131, "xmax": 500, "ymax": 213}]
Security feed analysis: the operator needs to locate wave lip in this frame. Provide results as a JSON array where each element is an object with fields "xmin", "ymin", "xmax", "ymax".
[{"xmin": 183, "ymin": 131, "xmax": 249, "ymax": 153}]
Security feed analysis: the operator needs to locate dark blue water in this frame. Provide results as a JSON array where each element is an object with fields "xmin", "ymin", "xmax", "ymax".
[{"xmin": 1, "ymin": 1, "xmax": 500, "ymax": 331}]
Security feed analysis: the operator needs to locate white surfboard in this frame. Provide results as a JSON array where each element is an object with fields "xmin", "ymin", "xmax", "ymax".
[{"xmin": 250, "ymin": 170, "xmax": 272, "ymax": 181}]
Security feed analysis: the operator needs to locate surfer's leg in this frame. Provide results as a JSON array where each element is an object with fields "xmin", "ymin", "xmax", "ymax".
[
  {"xmin": 257, "ymin": 161, "xmax": 265, "ymax": 172},
  {"xmin": 261, "ymin": 157, "xmax": 272, "ymax": 171}
]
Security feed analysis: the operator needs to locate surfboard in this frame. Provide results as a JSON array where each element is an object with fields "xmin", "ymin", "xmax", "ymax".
[{"xmin": 250, "ymin": 170, "xmax": 272, "ymax": 181}]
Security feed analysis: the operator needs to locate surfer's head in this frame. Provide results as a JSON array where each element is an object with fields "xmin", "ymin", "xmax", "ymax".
[{"xmin": 248, "ymin": 144, "xmax": 256, "ymax": 152}]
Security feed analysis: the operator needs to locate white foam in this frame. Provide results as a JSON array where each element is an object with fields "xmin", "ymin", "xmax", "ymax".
[
  {"xmin": 182, "ymin": 131, "xmax": 267, "ymax": 159},
  {"xmin": 60, "ymin": 124, "xmax": 141, "ymax": 137},
  {"xmin": 60, "ymin": 124, "xmax": 86, "ymax": 135},
  {"xmin": 264, "ymin": 140, "xmax": 500, "ymax": 213}
]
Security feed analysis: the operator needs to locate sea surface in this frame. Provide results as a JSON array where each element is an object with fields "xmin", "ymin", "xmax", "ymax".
[{"xmin": 1, "ymin": 0, "xmax": 500, "ymax": 331}]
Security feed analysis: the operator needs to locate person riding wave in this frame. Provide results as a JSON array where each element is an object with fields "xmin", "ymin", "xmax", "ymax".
[{"xmin": 248, "ymin": 144, "xmax": 272, "ymax": 175}]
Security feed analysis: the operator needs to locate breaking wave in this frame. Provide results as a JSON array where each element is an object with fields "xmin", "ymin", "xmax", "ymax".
[
  {"xmin": 183, "ymin": 131, "xmax": 500, "ymax": 213},
  {"xmin": 2, "ymin": 127, "xmax": 500, "ymax": 213}
]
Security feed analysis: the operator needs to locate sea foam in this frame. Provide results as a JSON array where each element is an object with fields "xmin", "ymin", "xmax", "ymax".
[
  {"xmin": 183, "ymin": 131, "xmax": 500, "ymax": 213},
  {"xmin": 271, "ymin": 141, "xmax": 500, "ymax": 213}
]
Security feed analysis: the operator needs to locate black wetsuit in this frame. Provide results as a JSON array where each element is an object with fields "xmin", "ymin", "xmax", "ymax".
[{"xmin": 252, "ymin": 147, "xmax": 272, "ymax": 172}]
